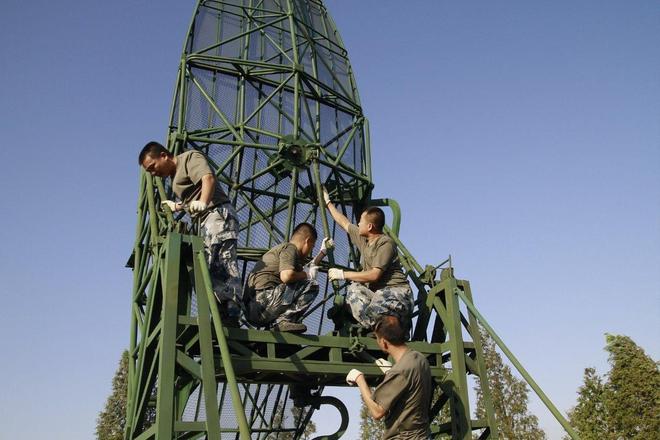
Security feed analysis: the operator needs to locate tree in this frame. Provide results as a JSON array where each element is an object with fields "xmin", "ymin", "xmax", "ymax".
[
  {"xmin": 359, "ymin": 401, "xmax": 385, "ymax": 439},
  {"xmin": 96, "ymin": 350, "xmax": 129, "ymax": 440},
  {"xmin": 566, "ymin": 334, "xmax": 659, "ymax": 440},
  {"xmin": 474, "ymin": 329, "xmax": 546, "ymax": 440},
  {"xmin": 564, "ymin": 368, "xmax": 609, "ymax": 440},
  {"xmin": 602, "ymin": 334, "xmax": 659, "ymax": 440},
  {"xmin": 292, "ymin": 405, "xmax": 317, "ymax": 440},
  {"xmin": 266, "ymin": 403, "xmax": 316, "ymax": 440}
]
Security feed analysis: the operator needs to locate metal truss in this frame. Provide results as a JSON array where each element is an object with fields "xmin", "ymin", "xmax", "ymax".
[{"xmin": 125, "ymin": 1, "xmax": 580, "ymax": 439}]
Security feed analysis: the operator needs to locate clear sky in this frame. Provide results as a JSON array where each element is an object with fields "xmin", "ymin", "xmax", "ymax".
[{"xmin": 0, "ymin": 1, "xmax": 657, "ymax": 439}]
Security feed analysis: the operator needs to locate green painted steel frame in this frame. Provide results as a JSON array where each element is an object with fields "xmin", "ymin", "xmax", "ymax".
[{"xmin": 125, "ymin": 1, "xmax": 580, "ymax": 439}]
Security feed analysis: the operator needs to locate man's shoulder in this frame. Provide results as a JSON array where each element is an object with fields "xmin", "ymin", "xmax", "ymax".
[
  {"xmin": 396, "ymin": 350, "xmax": 429, "ymax": 370},
  {"xmin": 267, "ymin": 242, "xmax": 296, "ymax": 255},
  {"xmin": 347, "ymin": 223, "xmax": 365, "ymax": 246},
  {"xmin": 347, "ymin": 222, "xmax": 359, "ymax": 235},
  {"xmin": 374, "ymin": 233, "xmax": 395, "ymax": 247},
  {"xmin": 176, "ymin": 150, "xmax": 193, "ymax": 159},
  {"xmin": 177, "ymin": 149, "xmax": 206, "ymax": 161},
  {"xmin": 371, "ymin": 233, "xmax": 396, "ymax": 258}
]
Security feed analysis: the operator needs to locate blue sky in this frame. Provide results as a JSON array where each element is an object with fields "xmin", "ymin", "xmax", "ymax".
[{"xmin": 0, "ymin": 1, "xmax": 658, "ymax": 439}]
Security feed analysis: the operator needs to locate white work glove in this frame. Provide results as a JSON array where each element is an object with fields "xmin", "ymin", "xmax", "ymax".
[
  {"xmin": 189, "ymin": 200, "xmax": 208, "ymax": 214},
  {"xmin": 376, "ymin": 358, "xmax": 392, "ymax": 374},
  {"xmin": 322, "ymin": 187, "xmax": 332, "ymax": 206},
  {"xmin": 346, "ymin": 368, "xmax": 363, "ymax": 386},
  {"xmin": 328, "ymin": 268, "xmax": 345, "ymax": 281},
  {"xmin": 320, "ymin": 237, "xmax": 334, "ymax": 253},
  {"xmin": 305, "ymin": 264, "xmax": 319, "ymax": 281},
  {"xmin": 161, "ymin": 200, "xmax": 178, "ymax": 212}
]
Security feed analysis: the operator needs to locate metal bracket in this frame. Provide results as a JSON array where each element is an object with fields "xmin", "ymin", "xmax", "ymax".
[
  {"xmin": 268, "ymin": 135, "xmax": 321, "ymax": 179},
  {"xmin": 291, "ymin": 387, "xmax": 349, "ymax": 440}
]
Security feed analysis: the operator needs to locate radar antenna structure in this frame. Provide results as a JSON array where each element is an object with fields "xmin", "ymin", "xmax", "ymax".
[{"xmin": 125, "ymin": 1, "xmax": 580, "ymax": 439}]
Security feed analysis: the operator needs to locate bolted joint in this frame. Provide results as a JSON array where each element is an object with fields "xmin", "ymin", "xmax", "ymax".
[{"xmin": 268, "ymin": 135, "xmax": 321, "ymax": 179}]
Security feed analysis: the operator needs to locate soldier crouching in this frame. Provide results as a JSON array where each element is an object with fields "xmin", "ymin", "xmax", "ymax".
[{"xmin": 244, "ymin": 223, "xmax": 328, "ymax": 333}]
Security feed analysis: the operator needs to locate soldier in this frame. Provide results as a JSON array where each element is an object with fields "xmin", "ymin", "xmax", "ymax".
[
  {"xmin": 244, "ymin": 223, "xmax": 330, "ymax": 333},
  {"xmin": 323, "ymin": 188, "xmax": 414, "ymax": 330},
  {"xmin": 346, "ymin": 315, "xmax": 432, "ymax": 439},
  {"xmin": 139, "ymin": 142, "xmax": 242, "ymax": 325}
]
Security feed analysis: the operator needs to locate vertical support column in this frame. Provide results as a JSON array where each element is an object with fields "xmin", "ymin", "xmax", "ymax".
[
  {"xmin": 430, "ymin": 277, "xmax": 472, "ymax": 439},
  {"xmin": 155, "ymin": 233, "xmax": 182, "ymax": 440},
  {"xmin": 193, "ymin": 235, "xmax": 252, "ymax": 440},
  {"xmin": 460, "ymin": 280, "xmax": 498, "ymax": 439},
  {"xmin": 191, "ymin": 238, "xmax": 222, "ymax": 438}
]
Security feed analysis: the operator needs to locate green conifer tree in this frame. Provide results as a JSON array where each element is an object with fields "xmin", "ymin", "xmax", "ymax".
[
  {"xmin": 566, "ymin": 334, "xmax": 659, "ymax": 440},
  {"xmin": 96, "ymin": 351, "xmax": 129, "ymax": 440},
  {"xmin": 564, "ymin": 368, "xmax": 609, "ymax": 440},
  {"xmin": 474, "ymin": 329, "xmax": 546, "ymax": 440},
  {"xmin": 602, "ymin": 334, "xmax": 659, "ymax": 440}
]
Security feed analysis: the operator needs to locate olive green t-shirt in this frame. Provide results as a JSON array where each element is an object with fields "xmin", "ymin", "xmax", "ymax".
[
  {"xmin": 372, "ymin": 350, "xmax": 432, "ymax": 439},
  {"xmin": 172, "ymin": 150, "xmax": 229, "ymax": 206},
  {"xmin": 347, "ymin": 223, "xmax": 409, "ymax": 291},
  {"xmin": 247, "ymin": 243, "xmax": 303, "ymax": 290}
]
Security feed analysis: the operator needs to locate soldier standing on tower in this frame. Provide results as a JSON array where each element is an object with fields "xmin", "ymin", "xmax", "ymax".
[{"xmin": 139, "ymin": 142, "xmax": 242, "ymax": 325}]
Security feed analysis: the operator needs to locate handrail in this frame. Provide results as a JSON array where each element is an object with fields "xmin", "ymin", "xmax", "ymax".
[
  {"xmin": 454, "ymin": 287, "xmax": 581, "ymax": 440},
  {"xmin": 370, "ymin": 197, "xmax": 401, "ymax": 236}
]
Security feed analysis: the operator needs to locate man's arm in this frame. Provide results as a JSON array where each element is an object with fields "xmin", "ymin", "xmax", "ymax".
[
  {"xmin": 199, "ymin": 173, "xmax": 216, "ymax": 205},
  {"xmin": 279, "ymin": 244, "xmax": 308, "ymax": 284},
  {"xmin": 323, "ymin": 187, "xmax": 351, "ymax": 231},
  {"xmin": 280, "ymin": 269, "xmax": 308, "ymax": 284},
  {"xmin": 343, "ymin": 267, "xmax": 382, "ymax": 283},
  {"xmin": 326, "ymin": 202, "xmax": 351, "ymax": 231},
  {"xmin": 355, "ymin": 374, "xmax": 386, "ymax": 420},
  {"xmin": 336, "ymin": 241, "xmax": 393, "ymax": 283}
]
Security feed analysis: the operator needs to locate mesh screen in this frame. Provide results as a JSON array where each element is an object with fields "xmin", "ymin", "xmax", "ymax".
[{"xmin": 169, "ymin": 0, "xmax": 368, "ymax": 437}]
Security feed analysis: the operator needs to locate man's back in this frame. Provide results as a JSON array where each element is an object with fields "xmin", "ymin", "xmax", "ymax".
[{"xmin": 372, "ymin": 350, "xmax": 432, "ymax": 439}]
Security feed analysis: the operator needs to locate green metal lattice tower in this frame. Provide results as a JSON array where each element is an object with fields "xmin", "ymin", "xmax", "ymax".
[{"xmin": 125, "ymin": 1, "xmax": 580, "ymax": 439}]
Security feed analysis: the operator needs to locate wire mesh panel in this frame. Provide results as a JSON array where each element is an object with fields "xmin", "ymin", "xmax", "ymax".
[{"xmin": 164, "ymin": 0, "xmax": 371, "ymax": 437}]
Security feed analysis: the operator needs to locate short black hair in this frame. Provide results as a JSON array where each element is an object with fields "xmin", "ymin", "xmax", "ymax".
[
  {"xmin": 374, "ymin": 315, "xmax": 408, "ymax": 344},
  {"xmin": 292, "ymin": 222, "xmax": 318, "ymax": 241},
  {"xmin": 364, "ymin": 207, "xmax": 385, "ymax": 232},
  {"xmin": 139, "ymin": 141, "xmax": 172, "ymax": 165}
]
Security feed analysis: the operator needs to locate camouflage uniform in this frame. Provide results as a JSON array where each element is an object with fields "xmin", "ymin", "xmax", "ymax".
[
  {"xmin": 200, "ymin": 203, "xmax": 242, "ymax": 319},
  {"xmin": 346, "ymin": 283, "xmax": 414, "ymax": 329},
  {"xmin": 169, "ymin": 150, "xmax": 242, "ymax": 320},
  {"xmin": 245, "ymin": 279, "xmax": 319, "ymax": 327},
  {"xmin": 344, "ymin": 223, "xmax": 414, "ymax": 330}
]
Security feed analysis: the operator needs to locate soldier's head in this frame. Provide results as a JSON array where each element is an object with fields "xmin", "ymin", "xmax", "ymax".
[
  {"xmin": 291, "ymin": 223, "xmax": 318, "ymax": 257},
  {"xmin": 374, "ymin": 315, "xmax": 408, "ymax": 352},
  {"xmin": 139, "ymin": 141, "xmax": 176, "ymax": 177},
  {"xmin": 358, "ymin": 207, "xmax": 385, "ymax": 236}
]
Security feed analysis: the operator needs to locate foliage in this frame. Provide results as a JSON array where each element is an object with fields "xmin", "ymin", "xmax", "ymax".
[
  {"xmin": 566, "ymin": 334, "xmax": 659, "ymax": 440},
  {"xmin": 359, "ymin": 401, "xmax": 385, "ymax": 439},
  {"xmin": 292, "ymin": 405, "xmax": 317, "ymax": 440},
  {"xmin": 474, "ymin": 329, "xmax": 546, "ymax": 440},
  {"xmin": 96, "ymin": 351, "xmax": 129, "ymax": 440},
  {"xmin": 604, "ymin": 334, "xmax": 660, "ymax": 439},
  {"xmin": 266, "ymin": 403, "xmax": 316, "ymax": 440},
  {"xmin": 564, "ymin": 368, "xmax": 608, "ymax": 440}
]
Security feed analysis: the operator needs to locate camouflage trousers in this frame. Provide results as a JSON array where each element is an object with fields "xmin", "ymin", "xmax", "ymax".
[
  {"xmin": 245, "ymin": 280, "xmax": 319, "ymax": 327},
  {"xmin": 346, "ymin": 283, "xmax": 414, "ymax": 329},
  {"xmin": 200, "ymin": 203, "xmax": 242, "ymax": 318}
]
